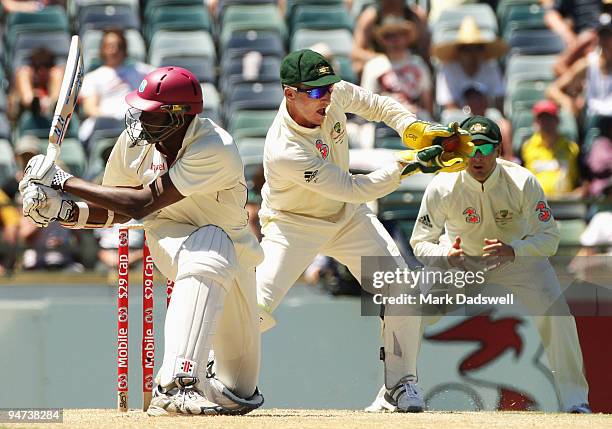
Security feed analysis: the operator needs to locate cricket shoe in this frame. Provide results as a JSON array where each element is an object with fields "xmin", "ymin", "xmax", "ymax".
[
  {"xmin": 567, "ymin": 403, "xmax": 592, "ymax": 414},
  {"xmin": 385, "ymin": 376, "xmax": 425, "ymax": 413},
  {"xmin": 146, "ymin": 377, "xmax": 223, "ymax": 416},
  {"xmin": 365, "ymin": 385, "xmax": 396, "ymax": 412}
]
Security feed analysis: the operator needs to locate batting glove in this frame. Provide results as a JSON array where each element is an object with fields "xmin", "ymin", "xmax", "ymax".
[
  {"xmin": 22, "ymin": 183, "xmax": 76, "ymax": 227},
  {"xmin": 19, "ymin": 154, "xmax": 73, "ymax": 194}
]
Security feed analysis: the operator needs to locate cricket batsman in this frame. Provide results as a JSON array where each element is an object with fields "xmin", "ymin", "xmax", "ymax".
[
  {"xmin": 18, "ymin": 67, "xmax": 265, "ymax": 416},
  {"xmin": 256, "ymin": 49, "xmax": 472, "ymax": 412},
  {"xmin": 403, "ymin": 116, "xmax": 590, "ymax": 413}
]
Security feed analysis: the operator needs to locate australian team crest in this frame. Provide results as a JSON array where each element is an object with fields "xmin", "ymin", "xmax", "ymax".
[
  {"xmin": 331, "ymin": 121, "xmax": 346, "ymax": 145},
  {"xmin": 316, "ymin": 139, "xmax": 329, "ymax": 159}
]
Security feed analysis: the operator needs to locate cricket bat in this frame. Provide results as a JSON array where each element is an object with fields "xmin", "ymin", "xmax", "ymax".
[{"xmin": 46, "ymin": 35, "xmax": 84, "ymax": 165}]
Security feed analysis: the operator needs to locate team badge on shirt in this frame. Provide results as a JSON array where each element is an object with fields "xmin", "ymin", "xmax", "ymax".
[
  {"xmin": 463, "ymin": 207, "xmax": 481, "ymax": 224},
  {"xmin": 494, "ymin": 209, "xmax": 514, "ymax": 225},
  {"xmin": 535, "ymin": 201, "xmax": 552, "ymax": 222},
  {"xmin": 316, "ymin": 139, "xmax": 329, "ymax": 159},
  {"xmin": 331, "ymin": 121, "xmax": 346, "ymax": 145}
]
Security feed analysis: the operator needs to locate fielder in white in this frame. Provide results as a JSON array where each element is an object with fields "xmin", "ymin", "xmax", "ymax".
[
  {"xmin": 19, "ymin": 66, "xmax": 265, "ymax": 416},
  {"xmin": 406, "ymin": 116, "xmax": 590, "ymax": 413},
  {"xmin": 256, "ymin": 49, "xmax": 473, "ymax": 412}
]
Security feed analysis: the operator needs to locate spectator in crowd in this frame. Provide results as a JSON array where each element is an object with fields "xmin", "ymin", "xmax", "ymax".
[
  {"xmin": 585, "ymin": 115, "xmax": 612, "ymax": 198},
  {"xmin": 0, "ymin": 188, "xmax": 20, "ymax": 275},
  {"xmin": 9, "ymin": 47, "xmax": 63, "ymax": 120},
  {"xmin": 361, "ymin": 16, "xmax": 433, "ymax": 119},
  {"xmin": 547, "ymin": 13, "xmax": 612, "ymax": 120},
  {"xmin": 1, "ymin": 134, "xmax": 42, "ymax": 201},
  {"xmin": 352, "ymin": 0, "xmax": 429, "ymax": 77},
  {"xmin": 433, "ymin": 16, "xmax": 508, "ymax": 112},
  {"xmin": 440, "ymin": 82, "xmax": 514, "ymax": 159},
  {"xmin": 543, "ymin": 0, "xmax": 603, "ymax": 75},
  {"xmin": 521, "ymin": 100, "xmax": 581, "ymax": 198},
  {"xmin": 19, "ymin": 219, "xmax": 84, "ymax": 271},
  {"xmin": 79, "ymin": 29, "xmax": 153, "ymax": 143}
]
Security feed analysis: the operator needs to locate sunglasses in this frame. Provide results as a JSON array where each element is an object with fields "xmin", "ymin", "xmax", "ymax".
[
  {"xmin": 469, "ymin": 143, "xmax": 497, "ymax": 157},
  {"xmin": 286, "ymin": 84, "xmax": 334, "ymax": 99}
]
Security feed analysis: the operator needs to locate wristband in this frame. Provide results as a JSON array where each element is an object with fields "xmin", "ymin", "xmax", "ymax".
[{"xmin": 74, "ymin": 202, "xmax": 89, "ymax": 229}]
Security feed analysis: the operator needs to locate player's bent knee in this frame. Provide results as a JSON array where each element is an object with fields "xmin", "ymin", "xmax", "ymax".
[{"xmin": 176, "ymin": 225, "xmax": 238, "ymax": 286}]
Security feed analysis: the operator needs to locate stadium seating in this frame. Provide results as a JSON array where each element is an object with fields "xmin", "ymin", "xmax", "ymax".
[
  {"xmin": 145, "ymin": 6, "xmax": 213, "ymax": 43},
  {"xmin": 223, "ymin": 82, "xmax": 283, "ymax": 122},
  {"xmin": 221, "ymin": 30, "xmax": 285, "ymax": 60},
  {"xmin": 9, "ymin": 32, "xmax": 71, "ymax": 71},
  {"xmin": 77, "ymin": 4, "xmax": 141, "ymax": 33},
  {"xmin": 220, "ymin": 4, "xmax": 287, "ymax": 48},
  {"xmin": 432, "ymin": 4, "xmax": 498, "ymax": 33},
  {"xmin": 291, "ymin": 28, "xmax": 353, "ymax": 56},
  {"xmin": 149, "ymin": 31, "xmax": 216, "ymax": 81},
  {"xmin": 228, "ymin": 110, "xmax": 277, "ymax": 139},
  {"xmin": 290, "ymin": 4, "xmax": 354, "ymax": 35},
  {"xmin": 501, "ymin": 2, "xmax": 546, "ymax": 38},
  {"xmin": 507, "ymin": 29, "xmax": 565, "ymax": 56},
  {"xmin": 220, "ymin": 54, "xmax": 281, "ymax": 95},
  {"xmin": 6, "ymin": 7, "xmax": 69, "ymax": 50}
]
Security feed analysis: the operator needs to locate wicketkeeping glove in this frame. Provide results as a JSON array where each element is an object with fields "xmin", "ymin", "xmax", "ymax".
[
  {"xmin": 397, "ymin": 145, "xmax": 445, "ymax": 179},
  {"xmin": 402, "ymin": 120, "xmax": 473, "ymax": 151}
]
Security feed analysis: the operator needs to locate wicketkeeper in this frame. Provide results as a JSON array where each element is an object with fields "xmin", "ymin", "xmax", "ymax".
[{"xmin": 256, "ymin": 49, "xmax": 473, "ymax": 412}]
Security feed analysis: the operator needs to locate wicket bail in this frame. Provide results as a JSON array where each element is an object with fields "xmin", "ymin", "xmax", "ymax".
[{"xmin": 117, "ymin": 225, "xmax": 174, "ymax": 412}]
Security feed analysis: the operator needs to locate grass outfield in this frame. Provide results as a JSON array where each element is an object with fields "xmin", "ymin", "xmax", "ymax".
[{"xmin": 4, "ymin": 409, "xmax": 611, "ymax": 429}]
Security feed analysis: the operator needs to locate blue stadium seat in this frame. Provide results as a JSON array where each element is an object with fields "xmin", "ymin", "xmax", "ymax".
[
  {"xmin": 220, "ymin": 4, "xmax": 287, "ymax": 48},
  {"xmin": 505, "ymin": 55, "xmax": 556, "ymax": 90},
  {"xmin": 291, "ymin": 28, "xmax": 353, "ymax": 56},
  {"xmin": 159, "ymin": 56, "xmax": 216, "ymax": 83},
  {"xmin": 222, "ymin": 30, "xmax": 285, "ymax": 60},
  {"xmin": 507, "ymin": 29, "xmax": 564, "ymax": 56},
  {"xmin": 6, "ymin": 7, "xmax": 69, "ymax": 51},
  {"xmin": 10, "ymin": 32, "xmax": 71, "ymax": 71},
  {"xmin": 228, "ymin": 110, "xmax": 277, "ymax": 139},
  {"xmin": 78, "ymin": 4, "xmax": 141, "ymax": 33},
  {"xmin": 432, "ymin": 4, "xmax": 498, "ymax": 33},
  {"xmin": 501, "ymin": 2, "xmax": 546, "ymax": 38},
  {"xmin": 146, "ymin": 6, "xmax": 213, "ymax": 43},
  {"xmin": 149, "ymin": 30, "xmax": 216, "ymax": 63},
  {"xmin": 290, "ymin": 4, "xmax": 354, "ymax": 35},
  {"xmin": 220, "ymin": 55, "xmax": 281, "ymax": 94},
  {"xmin": 224, "ymin": 82, "xmax": 283, "ymax": 122}
]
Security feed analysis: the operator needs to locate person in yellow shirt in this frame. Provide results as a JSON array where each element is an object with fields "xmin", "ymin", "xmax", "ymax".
[
  {"xmin": 521, "ymin": 100, "xmax": 580, "ymax": 197},
  {"xmin": 0, "ymin": 189, "xmax": 20, "ymax": 275}
]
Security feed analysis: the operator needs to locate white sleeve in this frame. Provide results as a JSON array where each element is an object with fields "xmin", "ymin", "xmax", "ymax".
[
  {"xmin": 410, "ymin": 181, "xmax": 452, "ymax": 265},
  {"xmin": 169, "ymin": 141, "xmax": 240, "ymax": 197},
  {"xmin": 102, "ymin": 133, "xmax": 142, "ymax": 187},
  {"xmin": 333, "ymin": 80, "xmax": 416, "ymax": 138},
  {"xmin": 435, "ymin": 67, "xmax": 453, "ymax": 106},
  {"xmin": 509, "ymin": 176, "xmax": 561, "ymax": 257},
  {"xmin": 274, "ymin": 143, "xmax": 402, "ymax": 203}
]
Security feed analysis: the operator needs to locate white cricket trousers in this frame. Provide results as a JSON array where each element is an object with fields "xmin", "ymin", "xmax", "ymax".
[
  {"xmin": 144, "ymin": 220, "xmax": 261, "ymax": 398},
  {"xmin": 257, "ymin": 204, "xmax": 423, "ymax": 387}
]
